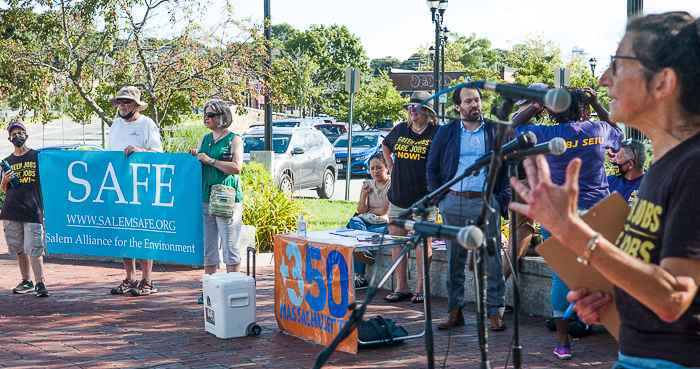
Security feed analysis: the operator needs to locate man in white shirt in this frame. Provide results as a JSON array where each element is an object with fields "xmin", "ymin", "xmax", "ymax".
[{"xmin": 107, "ymin": 86, "xmax": 163, "ymax": 296}]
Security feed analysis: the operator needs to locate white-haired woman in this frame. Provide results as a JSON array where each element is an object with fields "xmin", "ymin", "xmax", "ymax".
[{"xmin": 189, "ymin": 100, "xmax": 244, "ymax": 304}]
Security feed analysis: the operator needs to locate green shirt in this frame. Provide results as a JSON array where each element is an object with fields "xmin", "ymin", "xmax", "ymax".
[{"xmin": 198, "ymin": 132, "xmax": 243, "ymax": 203}]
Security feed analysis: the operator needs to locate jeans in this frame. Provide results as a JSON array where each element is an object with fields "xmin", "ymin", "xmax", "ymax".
[
  {"xmin": 347, "ymin": 216, "xmax": 386, "ymax": 275},
  {"xmin": 614, "ymin": 353, "xmax": 698, "ymax": 369},
  {"xmin": 439, "ymin": 193, "xmax": 505, "ymax": 315}
]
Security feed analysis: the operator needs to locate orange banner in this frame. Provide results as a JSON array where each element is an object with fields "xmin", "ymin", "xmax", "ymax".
[{"xmin": 274, "ymin": 234, "xmax": 357, "ymax": 354}]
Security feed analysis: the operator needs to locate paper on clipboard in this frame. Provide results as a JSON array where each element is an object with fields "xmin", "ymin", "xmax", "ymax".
[{"xmin": 535, "ymin": 193, "xmax": 630, "ymax": 341}]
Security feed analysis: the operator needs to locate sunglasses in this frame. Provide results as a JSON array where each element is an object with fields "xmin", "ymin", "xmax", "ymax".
[
  {"xmin": 609, "ymin": 55, "xmax": 658, "ymax": 76},
  {"xmin": 405, "ymin": 105, "xmax": 420, "ymax": 112},
  {"xmin": 204, "ymin": 112, "xmax": 219, "ymax": 119},
  {"xmin": 117, "ymin": 98, "xmax": 134, "ymax": 105}
]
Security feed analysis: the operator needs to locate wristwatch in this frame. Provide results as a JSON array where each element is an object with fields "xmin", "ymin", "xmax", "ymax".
[{"xmin": 210, "ymin": 158, "xmax": 217, "ymax": 165}]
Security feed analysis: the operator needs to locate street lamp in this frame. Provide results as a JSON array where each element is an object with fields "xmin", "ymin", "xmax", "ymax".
[
  {"xmin": 589, "ymin": 57, "xmax": 597, "ymax": 77},
  {"xmin": 427, "ymin": 0, "xmax": 447, "ymax": 111},
  {"xmin": 428, "ymin": 46, "xmax": 435, "ymax": 57},
  {"xmin": 441, "ymin": 26, "xmax": 449, "ymax": 122}
]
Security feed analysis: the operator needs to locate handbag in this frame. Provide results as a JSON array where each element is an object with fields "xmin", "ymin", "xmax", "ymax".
[
  {"xmin": 209, "ymin": 184, "xmax": 237, "ymax": 218},
  {"xmin": 356, "ymin": 315, "xmax": 408, "ymax": 347},
  {"xmin": 357, "ymin": 212, "xmax": 389, "ymax": 225}
]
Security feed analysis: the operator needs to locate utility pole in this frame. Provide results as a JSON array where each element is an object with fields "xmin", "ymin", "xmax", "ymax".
[
  {"xmin": 627, "ymin": 0, "xmax": 644, "ymax": 141},
  {"xmin": 263, "ymin": 0, "xmax": 272, "ymax": 152}
]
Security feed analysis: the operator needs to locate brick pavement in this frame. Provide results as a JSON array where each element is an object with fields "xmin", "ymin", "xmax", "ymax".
[{"xmin": 0, "ymin": 239, "xmax": 620, "ymax": 368}]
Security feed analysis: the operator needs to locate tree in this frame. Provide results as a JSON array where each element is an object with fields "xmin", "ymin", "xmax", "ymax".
[
  {"xmin": 325, "ymin": 71, "xmax": 407, "ymax": 130},
  {"xmin": 503, "ymin": 34, "xmax": 564, "ymax": 86},
  {"xmin": 370, "ymin": 56, "xmax": 401, "ymax": 75}
]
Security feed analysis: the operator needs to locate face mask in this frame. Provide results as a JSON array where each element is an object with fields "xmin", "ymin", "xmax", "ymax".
[
  {"xmin": 120, "ymin": 110, "xmax": 135, "ymax": 120},
  {"xmin": 613, "ymin": 160, "xmax": 631, "ymax": 178},
  {"xmin": 11, "ymin": 135, "xmax": 25, "ymax": 148}
]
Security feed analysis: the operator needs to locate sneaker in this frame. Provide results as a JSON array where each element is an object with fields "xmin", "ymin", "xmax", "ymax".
[
  {"xmin": 12, "ymin": 279, "xmax": 34, "ymax": 294},
  {"xmin": 354, "ymin": 275, "xmax": 368, "ymax": 290},
  {"xmin": 197, "ymin": 294, "xmax": 204, "ymax": 304},
  {"xmin": 35, "ymin": 282, "xmax": 49, "ymax": 298},
  {"xmin": 110, "ymin": 279, "xmax": 138, "ymax": 295},
  {"xmin": 131, "ymin": 280, "xmax": 157, "ymax": 296},
  {"xmin": 554, "ymin": 343, "xmax": 572, "ymax": 360}
]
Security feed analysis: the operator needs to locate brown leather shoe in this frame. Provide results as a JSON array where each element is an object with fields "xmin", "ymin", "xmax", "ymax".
[
  {"xmin": 353, "ymin": 251, "xmax": 375, "ymax": 265},
  {"xmin": 437, "ymin": 308, "xmax": 465, "ymax": 330},
  {"xmin": 490, "ymin": 314, "xmax": 506, "ymax": 331}
]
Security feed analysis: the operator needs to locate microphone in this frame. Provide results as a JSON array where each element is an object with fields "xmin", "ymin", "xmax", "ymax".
[
  {"xmin": 470, "ymin": 131, "xmax": 538, "ymax": 168},
  {"xmin": 505, "ymin": 137, "xmax": 567, "ymax": 161},
  {"xmin": 391, "ymin": 220, "xmax": 484, "ymax": 250},
  {"xmin": 470, "ymin": 81, "xmax": 571, "ymax": 113}
]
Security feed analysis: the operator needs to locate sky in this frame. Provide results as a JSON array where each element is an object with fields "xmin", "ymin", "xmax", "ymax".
[{"xmin": 220, "ymin": 0, "xmax": 700, "ymax": 74}]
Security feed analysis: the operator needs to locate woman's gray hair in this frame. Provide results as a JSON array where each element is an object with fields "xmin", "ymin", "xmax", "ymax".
[{"xmin": 203, "ymin": 100, "xmax": 233, "ymax": 128}]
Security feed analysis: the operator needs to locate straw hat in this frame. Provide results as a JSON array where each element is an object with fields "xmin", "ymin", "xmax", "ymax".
[{"xmin": 403, "ymin": 91, "xmax": 436, "ymax": 115}]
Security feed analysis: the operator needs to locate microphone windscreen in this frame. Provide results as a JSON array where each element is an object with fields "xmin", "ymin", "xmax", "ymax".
[
  {"xmin": 544, "ymin": 89, "xmax": 572, "ymax": 113},
  {"xmin": 549, "ymin": 137, "xmax": 567, "ymax": 155},
  {"xmin": 458, "ymin": 226, "xmax": 484, "ymax": 250},
  {"xmin": 522, "ymin": 131, "xmax": 538, "ymax": 147}
]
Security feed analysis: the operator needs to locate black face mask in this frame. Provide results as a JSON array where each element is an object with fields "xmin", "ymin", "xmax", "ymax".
[
  {"xmin": 11, "ymin": 135, "xmax": 25, "ymax": 148},
  {"xmin": 613, "ymin": 160, "xmax": 631, "ymax": 178},
  {"xmin": 120, "ymin": 110, "xmax": 135, "ymax": 120}
]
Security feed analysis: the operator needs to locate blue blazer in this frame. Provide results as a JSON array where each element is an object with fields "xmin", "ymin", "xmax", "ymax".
[{"xmin": 426, "ymin": 119, "xmax": 511, "ymax": 218}]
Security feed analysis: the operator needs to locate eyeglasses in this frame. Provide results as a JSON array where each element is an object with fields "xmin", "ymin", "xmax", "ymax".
[
  {"xmin": 204, "ymin": 112, "xmax": 219, "ymax": 118},
  {"xmin": 10, "ymin": 131, "xmax": 26, "ymax": 138},
  {"xmin": 610, "ymin": 55, "xmax": 657, "ymax": 76},
  {"xmin": 117, "ymin": 98, "xmax": 134, "ymax": 105},
  {"xmin": 405, "ymin": 105, "xmax": 420, "ymax": 112}
]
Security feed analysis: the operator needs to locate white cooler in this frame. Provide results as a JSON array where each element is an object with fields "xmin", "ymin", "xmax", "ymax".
[{"xmin": 202, "ymin": 272, "xmax": 260, "ymax": 339}]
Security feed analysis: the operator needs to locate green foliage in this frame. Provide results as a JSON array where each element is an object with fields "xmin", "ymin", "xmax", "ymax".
[
  {"xmin": 295, "ymin": 198, "xmax": 358, "ymax": 231},
  {"xmin": 325, "ymin": 71, "xmax": 408, "ymax": 129},
  {"xmin": 505, "ymin": 34, "xmax": 564, "ymax": 86},
  {"xmin": 161, "ymin": 118, "xmax": 208, "ymax": 153},
  {"xmin": 240, "ymin": 162, "xmax": 307, "ymax": 252},
  {"xmin": 370, "ymin": 57, "xmax": 401, "ymax": 75}
]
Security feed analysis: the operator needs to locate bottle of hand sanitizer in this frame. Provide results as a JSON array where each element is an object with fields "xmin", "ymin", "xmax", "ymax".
[{"xmin": 297, "ymin": 211, "xmax": 307, "ymax": 237}]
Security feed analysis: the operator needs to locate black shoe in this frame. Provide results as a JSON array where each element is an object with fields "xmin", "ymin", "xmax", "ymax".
[
  {"xmin": 12, "ymin": 279, "xmax": 34, "ymax": 294},
  {"xmin": 504, "ymin": 305, "xmax": 514, "ymax": 314},
  {"xmin": 110, "ymin": 279, "xmax": 138, "ymax": 295},
  {"xmin": 35, "ymin": 282, "xmax": 49, "ymax": 297},
  {"xmin": 354, "ymin": 275, "xmax": 368, "ymax": 290}
]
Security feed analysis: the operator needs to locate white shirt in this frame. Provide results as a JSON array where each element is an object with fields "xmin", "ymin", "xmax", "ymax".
[{"xmin": 106, "ymin": 115, "xmax": 163, "ymax": 152}]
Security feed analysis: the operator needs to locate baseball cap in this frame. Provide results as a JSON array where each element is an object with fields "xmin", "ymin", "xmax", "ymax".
[{"xmin": 7, "ymin": 121, "xmax": 26, "ymax": 134}]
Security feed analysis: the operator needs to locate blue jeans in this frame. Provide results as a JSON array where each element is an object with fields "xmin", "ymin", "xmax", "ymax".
[
  {"xmin": 541, "ymin": 227, "xmax": 571, "ymax": 315},
  {"xmin": 347, "ymin": 216, "xmax": 386, "ymax": 274},
  {"xmin": 614, "ymin": 353, "xmax": 698, "ymax": 369}
]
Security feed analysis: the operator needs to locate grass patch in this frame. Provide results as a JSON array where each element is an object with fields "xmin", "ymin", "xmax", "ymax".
[{"xmin": 295, "ymin": 198, "xmax": 358, "ymax": 231}]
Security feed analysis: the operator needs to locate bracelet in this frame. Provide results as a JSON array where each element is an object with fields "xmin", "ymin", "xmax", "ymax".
[
  {"xmin": 530, "ymin": 102, "xmax": 543, "ymax": 110},
  {"xmin": 577, "ymin": 232, "xmax": 603, "ymax": 266}
]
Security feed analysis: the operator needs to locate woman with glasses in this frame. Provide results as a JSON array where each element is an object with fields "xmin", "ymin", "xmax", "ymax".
[
  {"xmin": 188, "ymin": 100, "xmax": 244, "ymax": 304},
  {"xmin": 106, "ymin": 86, "xmax": 163, "ymax": 297},
  {"xmin": 510, "ymin": 12, "xmax": 700, "ymax": 368},
  {"xmin": 511, "ymin": 86, "xmax": 622, "ymax": 359},
  {"xmin": 381, "ymin": 91, "xmax": 440, "ymax": 303}
]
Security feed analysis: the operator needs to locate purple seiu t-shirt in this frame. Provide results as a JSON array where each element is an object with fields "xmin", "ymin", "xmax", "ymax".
[
  {"xmin": 607, "ymin": 174, "xmax": 644, "ymax": 206},
  {"xmin": 515, "ymin": 120, "xmax": 622, "ymax": 209}
]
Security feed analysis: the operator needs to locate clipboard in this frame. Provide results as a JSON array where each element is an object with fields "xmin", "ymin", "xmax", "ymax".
[{"xmin": 535, "ymin": 193, "xmax": 629, "ymax": 340}]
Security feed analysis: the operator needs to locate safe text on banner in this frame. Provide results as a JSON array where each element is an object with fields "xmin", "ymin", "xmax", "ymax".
[
  {"xmin": 39, "ymin": 151, "xmax": 204, "ymax": 264},
  {"xmin": 274, "ymin": 234, "xmax": 357, "ymax": 354}
]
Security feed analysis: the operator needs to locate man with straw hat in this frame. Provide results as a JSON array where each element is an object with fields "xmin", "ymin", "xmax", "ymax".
[{"xmin": 107, "ymin": 86, "xmax": 163, "ymax": 296}]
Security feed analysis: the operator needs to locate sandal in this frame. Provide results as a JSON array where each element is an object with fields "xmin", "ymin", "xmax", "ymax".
[
  {"xmin": 412, "ymin": 293, "xmax": 424, "ymax": 303},
  {"xmin": 131, "ymin": 280, "xmax": 157, "ymax": 296},
  {"xmin": 383, "ymin": 291, "xmax": 412, "ymax": 302}
]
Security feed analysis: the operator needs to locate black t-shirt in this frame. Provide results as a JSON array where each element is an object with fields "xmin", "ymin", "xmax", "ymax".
[
  {"xmin": 613, "ymin": 131, "xmax": 700, "ymax": 366},
  {"xmin": 0, "ymin": 149, "xmax": 44, "ymax": 223},
  {"xmin": 382, "ymin": 122, "xmax": 440, "ymax": 209}
]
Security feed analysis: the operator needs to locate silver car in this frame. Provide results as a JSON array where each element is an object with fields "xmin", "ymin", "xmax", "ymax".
[{"xmin": 241, "ymin": 127, "xmax": 337, "ymax": 198}]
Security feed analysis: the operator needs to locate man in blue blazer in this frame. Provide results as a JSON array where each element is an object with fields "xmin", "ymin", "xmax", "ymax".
[{"xmin": 426, "ymin": 86, "xmax": 511, "ymax": 331}]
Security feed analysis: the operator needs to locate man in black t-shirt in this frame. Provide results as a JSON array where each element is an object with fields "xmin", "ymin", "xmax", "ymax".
[{"xmin": 0, "ymin": 122, "xmax": 48, "ymax": 297}]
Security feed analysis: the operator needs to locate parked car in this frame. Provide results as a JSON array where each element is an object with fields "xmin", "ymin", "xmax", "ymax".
[
  {"xmin": 333, "ymin": 131, "xmax": 387, "ymax": 177},
  {"xmin": 37, "ymin": 143, "xmax": 106, "ymax": 152},
  {"xmin": 241, "ymin": 127, "xmax": 337, "ymax": 198},
  {"xmin": 314, "ymin": 123, "xmax": 347, "ymax": 143}
]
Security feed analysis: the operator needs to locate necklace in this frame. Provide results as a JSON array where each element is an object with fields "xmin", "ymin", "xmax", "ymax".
[
  {"xmin": 412, "ymin": 124, "xmax": 428, "ymax": 135},
  {"xmin": 213, "ymin": 129, "xmax": 228, "ymax": 142}
]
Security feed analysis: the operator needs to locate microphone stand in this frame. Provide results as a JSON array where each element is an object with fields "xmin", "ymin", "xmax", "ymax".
[
  {"xmin": 506, "ymin": 159, "xmax": 522, "ymax": 369},
  {"xmin": 313, "ymin": 232, "xmax": 422, "ymax": 369}
]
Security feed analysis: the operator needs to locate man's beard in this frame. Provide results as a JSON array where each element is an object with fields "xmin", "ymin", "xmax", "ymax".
[{"xmin": 462, "ymin": 108, "xmax": 482, "ymax": 122}]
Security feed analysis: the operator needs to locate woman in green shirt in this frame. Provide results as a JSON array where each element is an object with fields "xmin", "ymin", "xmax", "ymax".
[{"xmin": 189, "ymin": 100, "xmax": 244, "ymax": 303}]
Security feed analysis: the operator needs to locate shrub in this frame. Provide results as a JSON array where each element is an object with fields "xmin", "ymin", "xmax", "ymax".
[
  {"xmin": 240, "ymin": 161, "xmax": 310, "ymax": 252},
  {"xmin": 161, "ymin": 119, "xmax": 208, "ymax": 153}
]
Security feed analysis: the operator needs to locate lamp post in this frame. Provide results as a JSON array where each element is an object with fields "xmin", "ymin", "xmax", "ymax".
[
  {"xmin": 441, "ymin": 26, "xmax": 449, "ymax": 123},
  {"xmin": 588, "ymin": 57, "xmax": 597, "ymax": 78},
  {"xmin": 427, "ymin": 0, "xmax": 447, "ymax": 110}
]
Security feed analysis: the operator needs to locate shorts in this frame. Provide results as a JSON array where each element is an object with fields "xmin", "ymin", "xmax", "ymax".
[
  {"xmin": 4, "ymin": 220, "xmax": 46, "ymax": 257},
  {"xmin": 203, "ymin": 202, "xmax": 243, "ymax": 266},
  {"xmin": 388, "ymin": 203, "xmax": 439, "ymax": 222},
  {"xmin": 514, "ymin": 179, "xmax": 535, "ymax": 230}
]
